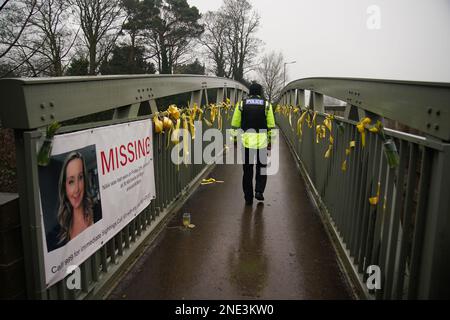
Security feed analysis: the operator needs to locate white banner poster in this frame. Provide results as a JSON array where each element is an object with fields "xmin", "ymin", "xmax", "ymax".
[{"xmin": 37, "ymin": 119, "xmax": 156, "ymax": 287}]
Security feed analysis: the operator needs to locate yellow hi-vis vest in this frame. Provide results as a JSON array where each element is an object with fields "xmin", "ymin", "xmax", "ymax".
[{"xmin": 231, "ymin": 98, "xmax": 276, "ymax": 149}]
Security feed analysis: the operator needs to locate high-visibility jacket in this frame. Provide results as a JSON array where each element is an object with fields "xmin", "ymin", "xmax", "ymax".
[{"xmin": 231, "ymin": 95, "xmax": 276, "ymax": 149}]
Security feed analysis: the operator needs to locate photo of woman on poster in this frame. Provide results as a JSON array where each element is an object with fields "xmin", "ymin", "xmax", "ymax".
[
  {"xmin": 56, "ymin": 152, "xmax": 95, "ymax": 245},
  {"xmin": 39, "ymin": 145, "xmax": 102, "ymax": 253}
]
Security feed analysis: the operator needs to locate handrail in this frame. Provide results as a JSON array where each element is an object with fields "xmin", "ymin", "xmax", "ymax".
[
  {"xmin": 277, "ymin": 79, "xmax": 450, "ymax": 299},
  {"xmin": 0, "ymin": 74, "xmax": 247, "ymax": 299},
  {"xmin": 280, "ymin": 77, "xmax": 450, "ymax": 141},
  {"xmin": 0, "ymin": 75, "xmax": 247, "ymax": 130}
]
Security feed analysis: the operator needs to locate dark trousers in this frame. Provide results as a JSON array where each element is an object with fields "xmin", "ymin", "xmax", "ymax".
[{"xmin": 242, "ymin": 148, "xmax": 268, "ymax": 201}]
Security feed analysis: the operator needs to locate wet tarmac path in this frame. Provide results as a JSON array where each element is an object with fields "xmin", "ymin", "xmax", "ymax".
[{"xmin": 108, "ymin": 137, "xmax": 353, "ymax": 300}]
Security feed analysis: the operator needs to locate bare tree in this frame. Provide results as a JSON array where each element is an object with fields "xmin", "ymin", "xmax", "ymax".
[
  {"xmin": 70, "ymin": 0, "xmax": 124, "ymax": 75},
  {"xmin": 199, "ymin": 11, "xmax": 228, "ymax": 77},
  {"xmin": 222, "ymin": 0, "xmax": 261, "ymax": 82},
  {"xmin": 23, "ymin": 0, "xmax": 79, "ymax": 76},
  {"xmin": 257, "ymin": 51, "xmax": 284, "ymax": 103},
  {"xmin": 0, "ymin": 0, "xmax": 38, "ymax": 58},
  {"xmin": 0, "ymin": 0, "xmax": 40, "ymax": 76}
]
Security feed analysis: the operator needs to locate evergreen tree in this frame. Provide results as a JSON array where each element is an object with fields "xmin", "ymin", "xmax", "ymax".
[{"xmin": 100, "ymin": 45, "xmax": 156, "ymax": 75}]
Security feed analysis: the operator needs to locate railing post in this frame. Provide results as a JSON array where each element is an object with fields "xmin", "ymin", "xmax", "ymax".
[
  {"xmin": 296, "ymin": 89, "xmax": 305, "ymax": 108},
  {"xmin": 216, "ymin": 88, "xmax": 225, "ymax": 105},
  {"xmin": 229, "ymin": 88, "xmax": 236, "ymax": 106},
  {"xmin": 15, "ymin": 130, "xmax": 47, "ymax": 299},
  {"xmin": 285, "ymin": 90, "xmax": 291, "ymax": 105},
  {"xmin": 417, "ymin": 143, "xmax": 450, "ymax": 299},
  {"xmin": 344, "ymin": 103, "xmax": 360, "ymax": 121},
  {"xmin": 311, "ymin": 92, "xmax": 324, "ymax": 113},
  {"xmin": 203, "ymin": 88, "xmax": 209, "ymax": 106},
  {"xmin": 236, "ymin": 89, "xmax": 243, "ymax": 103},
  {"xmin": 149, "ymin": 99, "xmax": 159, "ymax": 114},
  {"xmin": 190, "ymin": 90, "xmax": 203, "ymax": 107},
  {"xmin": 113, "ymin": 103, "xmax": 140, "ymax": 119},
  {"xmin": 290, "ymin": 90, "xmax": 296, "ymax": 106}
]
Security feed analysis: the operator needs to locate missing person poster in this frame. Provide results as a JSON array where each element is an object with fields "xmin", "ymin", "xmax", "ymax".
[{"xmin": 37, "ymin": 119, "xmax": 156, "ymax": 287}]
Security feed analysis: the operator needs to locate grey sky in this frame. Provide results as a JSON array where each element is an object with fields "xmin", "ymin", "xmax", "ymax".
[{"xmin": 189, "ymin": 0, "xmax": 450, "ymax": 83}]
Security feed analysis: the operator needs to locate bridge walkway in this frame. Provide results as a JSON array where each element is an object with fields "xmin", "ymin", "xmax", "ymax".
[{"xmin": 108, "ymin": 136, "xmax": 353, "ymax": 300}]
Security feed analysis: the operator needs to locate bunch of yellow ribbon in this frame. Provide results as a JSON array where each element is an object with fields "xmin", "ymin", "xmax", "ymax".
[{"xmin": 356, "ymin": 117, "xmax": 382, "ymax": 148}]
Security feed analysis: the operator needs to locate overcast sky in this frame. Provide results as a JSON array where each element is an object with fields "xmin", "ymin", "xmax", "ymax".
[{"xmin": 189, "ymin": 0, "xmax": 450, "ymax": 83}]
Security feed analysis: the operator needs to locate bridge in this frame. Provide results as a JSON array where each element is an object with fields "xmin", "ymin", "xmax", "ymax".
[{"xmin": 0, "ymin": 75, "xmax": 449, "ymax": 300}]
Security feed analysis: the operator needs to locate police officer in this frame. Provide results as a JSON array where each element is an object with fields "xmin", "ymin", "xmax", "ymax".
[{"xmin": 231, "ymin": 82, "xmax": 276, "ymax": 205}]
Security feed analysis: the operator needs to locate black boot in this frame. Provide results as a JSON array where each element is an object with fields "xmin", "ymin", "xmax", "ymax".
[{"xmin": 255, "ymin": 192, "xmax": 264, "ymax": 201}]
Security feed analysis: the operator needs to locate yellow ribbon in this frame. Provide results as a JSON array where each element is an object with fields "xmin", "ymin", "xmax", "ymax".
[
  {"xmin": 306, "ymin": 112, "xmax": 312, "ymax": 128},
  {"xmin": 324, "ymin": 144, "xmax": 333, "ymax": 159},
  {"xmin": 369, "ymin": 182, "xmax": 381, "ymax": 206},
  {"xmin": 342, "ymin": 141, "xmax": 357, "ymax": 172},
  {"xmin": 275, "ymin": 105, "xmax": 281, "ymax": 113},
  {"xmin": 297, "ymin": 111, "xmax": 308, "ymax": 140},
  {"xmin": 342, "ymin": 160, "xmax": 347, "ymax": 172},
  {"xmin": 357, "ymin": 117, "xmax": 371, "ymax": 147},
  {"xmin": 153, "ymin": 115, "xmax": 163, "ymax": 134},
  {"xmin": 312, "ymin": 112, "xmax": 317, "ymax": 129},
  {"xmin": 168, "ymin": 105, "xmax": 180, "ymax": 120},
  {"xmin": 324, "ymin": 115, "xmax": 334, "ymax": 132},
  {"xmin": 201, "ymin": 178, "xmax": 224, "ymax": 185},
  {"xmin": 369, "ymin": 120, "xmax": 383, "ymax": 134},
  {"xmin": 316, "ymin": 125, "xmax": 326, "ymax": 144},
  {"xmin": 171, "ymin": 119, "xmax": 181, "ymax": 145}
]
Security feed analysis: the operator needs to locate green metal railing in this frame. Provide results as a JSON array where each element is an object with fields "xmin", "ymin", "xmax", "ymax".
[
  {"xmin": 277, "ymin": 78, "xmax": 450, "ymax": 299},
  {"xmin": 0, "ymin": 75, "xmax": 247, "ymax": 299}
]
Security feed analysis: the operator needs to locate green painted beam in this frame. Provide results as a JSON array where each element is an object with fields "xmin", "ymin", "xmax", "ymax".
[
  {"xmin": 281, "ymin": 78, "xmax": 450, "ymax": 141},
  {"xmin": 0, "ymin": 75, "xmax": 248, "ymax": 130}
]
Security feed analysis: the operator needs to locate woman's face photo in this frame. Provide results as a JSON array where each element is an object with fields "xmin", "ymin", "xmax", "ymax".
[{"xmin": 65, "ymin": 158, "xmax": 85, "ymax": 210}]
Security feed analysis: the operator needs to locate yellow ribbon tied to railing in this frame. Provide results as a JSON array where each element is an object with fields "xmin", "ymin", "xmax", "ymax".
[
  {"xmin": 275, "ymin": 105, "xmax": 281, "ymax": 114},
  {"xmin": 168, "ymin": 105, "xmax": 180, "ymax": 121},
  {"xmin": 342, "ymin": 140, "xmax": 356, "ymax": 172},
  {"xmin": 306, "ymin": 112, "xmax": 313, "ymax": 129},
  {"xmin": 342, "ymin": 160, "xmax": 348, "ymax": 172},
  {"xmin": 323, "ymin": 115, "xmax": 335, "ymax": 159},
  {"xmin": 324, "ymin": 144, "xmax": 333, "ymax": 159},
  {"xmin": 324, "ymin": 115, "xmax": 333, "ymax": 132},
  {"xmin": 312, "ymin": 112, "xmax": 317, "ymax": 129},
  {"xmin": 316, "ymin": 124, "xmax": 326, "ymax": 144},
  {"xmin": 297, "ymin": 111, "xmax": 308, "ymax": 140},
  {"xmin": 369, "ymin": 182, "xmax": 381, "ymax": 206},
  {"xmin": 357, "ymin": 117, "xmax": 371, "ymax": 147},
  {"xmin": 153, "ymin": 115, "xmax": 163, "ymax": 134},
  {"xmin": 163, "ymin": 116, "xmax": 173, "ymax": 131},
  {"xmin": 171, "ymin": 118, "xmax": 181, "ymax": 145}
]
